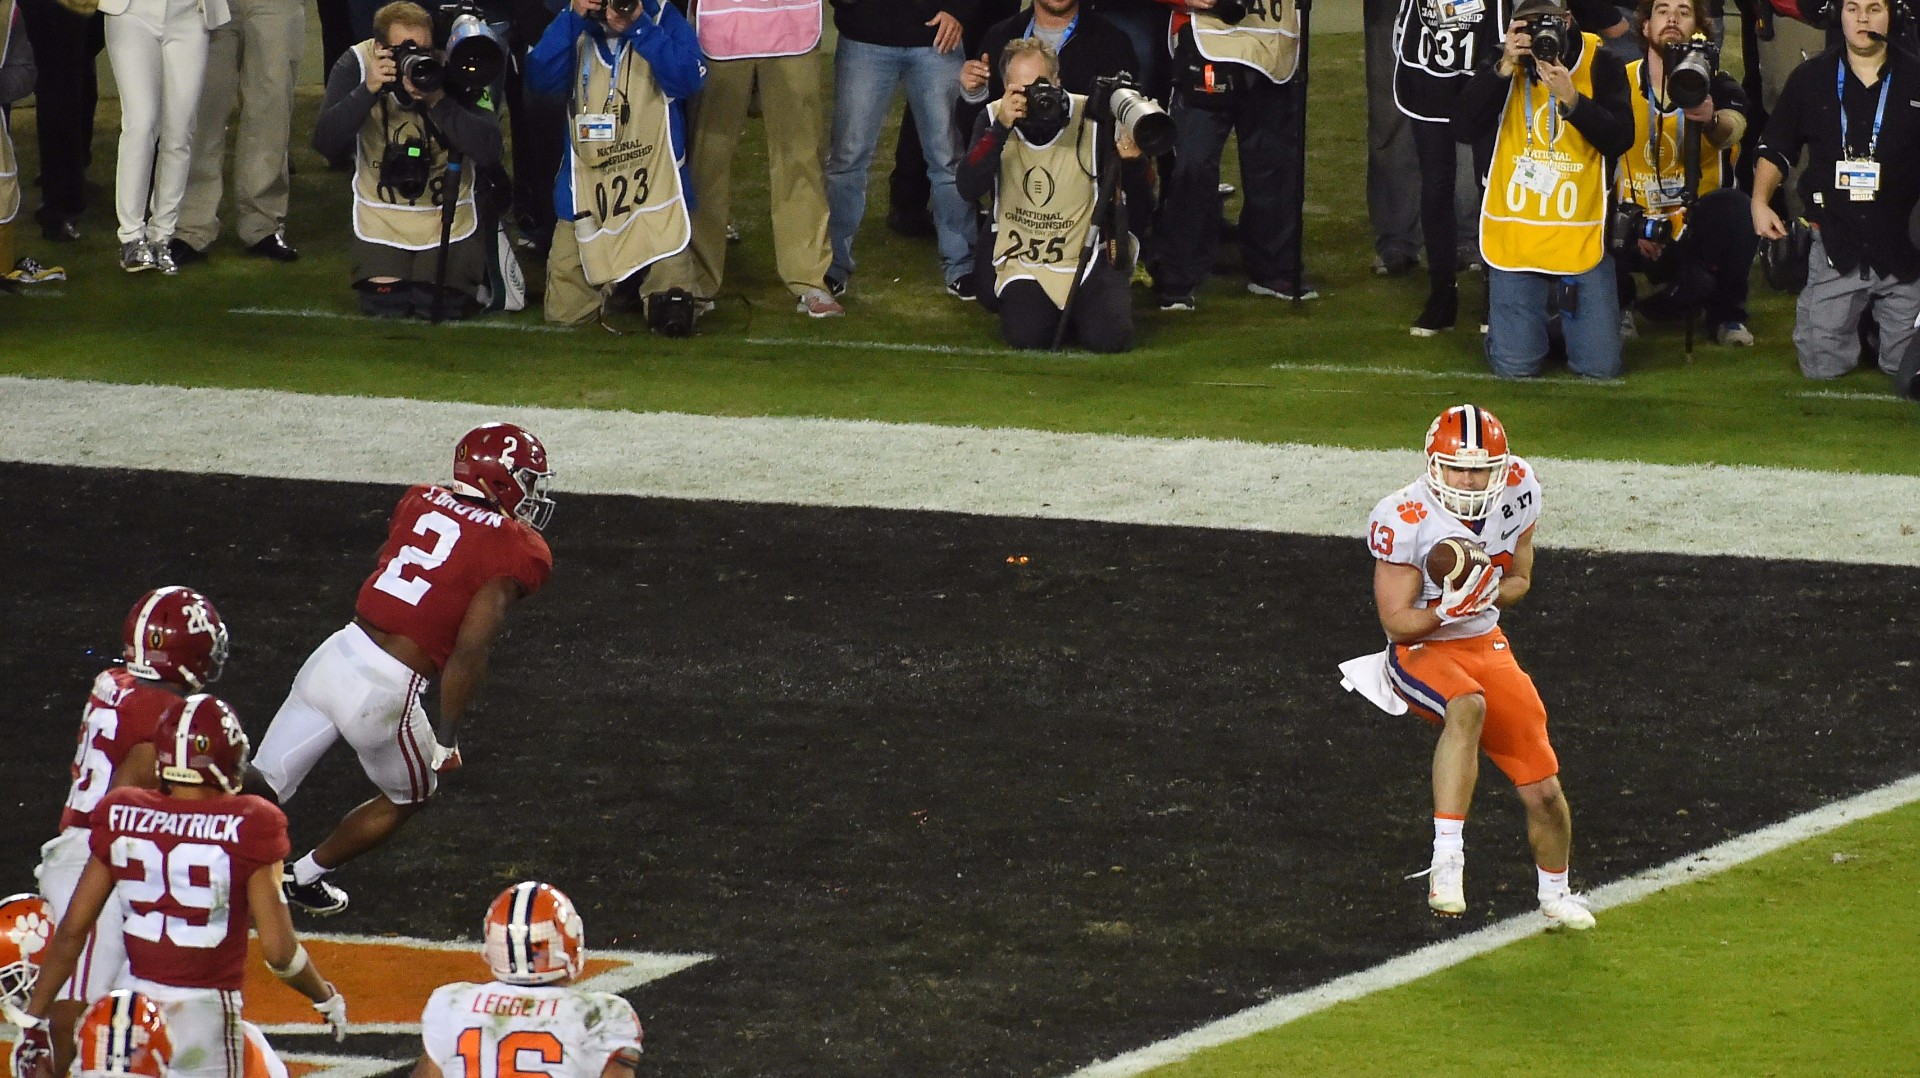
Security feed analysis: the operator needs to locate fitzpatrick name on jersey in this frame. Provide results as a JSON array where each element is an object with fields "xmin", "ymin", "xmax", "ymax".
[{"xmin": 1366, "ymin": 455, "xmax": 1542, "ymax": 641}]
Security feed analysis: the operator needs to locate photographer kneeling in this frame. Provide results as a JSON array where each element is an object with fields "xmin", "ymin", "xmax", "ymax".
[
  {"xmin": 955, "ymin": 39, "xmax": 1144, "ymax": 352},
  {"xmin": 315, "ymin": 1, "xmax": 504, "ymax": 319},
  {"xmin": 1613, "ymin": 0, "xmax": 1755, "ymax": 345}
]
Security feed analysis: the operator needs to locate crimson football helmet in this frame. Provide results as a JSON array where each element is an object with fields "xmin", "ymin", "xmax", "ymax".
[
  {"xmin": 1424, "ymin": 404, "xmax": 1510, "ymax": 521},
  {"xmin": 0, "ymin": 893, "xmax": 52, "ymax": 1020},
  {"xmin": 123, "ymin": 587, "xmax": 228, "ymax": 690},
  {"xmin": 484, "ymin": 881, "xmax": 585, "ymax": 986},
  {"xmin": 155, "ymin": 695, "xmax": 250, "ymax": 795},
  {"xmin": 450, "ymin": 422, "xmax": 555, "ymax": 530},
  {"xmin": 74, "ymin": 990, "xmax": 172, "ymax": 1078}
]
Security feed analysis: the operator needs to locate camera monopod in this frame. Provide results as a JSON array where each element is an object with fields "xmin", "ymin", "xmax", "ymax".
[
  {"xmin": 1051, "ymin": 116, "xmax": 1127, "ymax": 351},
  {"xmin": 1280, "ymin": 0, "xmax": 1312, "ymax": 300},
  {"xmin": 408, "ymin": 104, "xmax": 463, "ymax": 325}
]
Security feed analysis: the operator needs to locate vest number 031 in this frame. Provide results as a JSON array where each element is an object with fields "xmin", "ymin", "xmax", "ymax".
[{"xmin": 1505, "ymin": 174, "xmax": 1580, "ymax": 220}]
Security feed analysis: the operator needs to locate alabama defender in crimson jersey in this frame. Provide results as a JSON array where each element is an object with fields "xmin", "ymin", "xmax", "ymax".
[
  {"xmin": 12, "ymin": 697, "xmax": 347, "ymax": 1078},
  {"xmin": 1359, "ymin": 405, "xmax": 1594, "ymax": 931},
  {"xmin": 413, "ymin": 883, "xmax": 642, "ymax": 1078},
  {"xmin": 253, "ymin": 423, "xmax": 555, "ymax": 916},
  {"xmin": 32, "ymin": 588, "xmax": 227, "ymax": 1078}
]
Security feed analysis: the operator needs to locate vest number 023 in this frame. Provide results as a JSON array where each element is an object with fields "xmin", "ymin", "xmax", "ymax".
[{"xmin": 1505, "ymin": 173, "xmax": 1581, "ymax": 220}]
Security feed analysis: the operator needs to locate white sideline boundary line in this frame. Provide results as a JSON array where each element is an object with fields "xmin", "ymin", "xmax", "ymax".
[
  {"xmin": 1066, "ymin": 772, "xmax": 1920, "ymax": 1077},
  {"xmin": 229, "ymin": 307, "xmax": 574, "ymax": 333}
]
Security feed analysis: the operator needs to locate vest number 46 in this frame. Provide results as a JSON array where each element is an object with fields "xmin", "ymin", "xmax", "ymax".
[{"xmin": 1505, "ymin": 174, "xmax": 1580, "ymax": 220}]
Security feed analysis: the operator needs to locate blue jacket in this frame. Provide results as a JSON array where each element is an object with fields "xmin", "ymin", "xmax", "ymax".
[{"xmin": 527, "ymin": 0, "xmax": 706, "ymax": 221}]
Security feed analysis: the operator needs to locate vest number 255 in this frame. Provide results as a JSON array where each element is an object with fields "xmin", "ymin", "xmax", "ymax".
[
  {"xmin": 594, "ymin": 166, "xmax": 651, "ymax": 223},
  {"xmin": 1504, "ymin": 175, "xmax": 1579, "ymax": 220}
]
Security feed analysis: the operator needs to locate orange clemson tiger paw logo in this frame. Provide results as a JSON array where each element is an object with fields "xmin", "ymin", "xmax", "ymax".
[
  {"xmin": 1397, "ymin": 500, "xmax": 1428, "ymax": 524},
  {"xmin": 1506, "ymin": 461, "xmax": 1528, "ymax": 486}
]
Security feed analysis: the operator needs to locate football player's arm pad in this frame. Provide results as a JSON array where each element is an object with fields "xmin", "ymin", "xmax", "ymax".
[{"xmin": 268, "ymin": 942, "xmax": 311, "ymax": 980}]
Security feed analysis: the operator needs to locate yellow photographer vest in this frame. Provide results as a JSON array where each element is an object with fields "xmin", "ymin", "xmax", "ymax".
[
  {"xmin": 991, "ymin": 94, "xmax": 1099, "ymax": 309},
  {"xmin": 1191, "ymin": 0, "xmax": 1299, "ymax": 85},
  {"xmin": 1481, "ymin": 33, "xmax": 1607, "ymax": 275},
  {"xmin": 0, "ymin": 0, "xmax": 19, "ymax": 227},
  {"xmin": 568, "ymin": 33, "xmax": 690, "ymax": 288},
  {"xmin": 350, "ymin": 40, "xmax": 478, "ymax": 251},
  {"xmin": 1616, "ymin": 58, "xmax": 1731, "ymax": 238}
]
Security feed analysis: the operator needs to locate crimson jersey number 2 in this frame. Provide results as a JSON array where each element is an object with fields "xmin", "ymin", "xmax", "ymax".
[
  {"xmin": 455, "ymin": 1028, "xmax": 564, "ymax": 1078},
  {"xmin": 373, "ymin": 511, "xmax": 463, "ymax": 606}
]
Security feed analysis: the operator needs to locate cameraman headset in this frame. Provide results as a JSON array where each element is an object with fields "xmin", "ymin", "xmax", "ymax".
[
  {"xmin": 526, "ymin": 0, "xmax": 705, "ymax": 332},
  {"xmin": 1454, "ymin": 0, "xmax": 1633, "ymax": 378},
  {"xmin": 954, "ymin": 37, "xmax": 1142, "ymax": 350},
  {"xmin": 314, "ymin": 0, "xmax": 505, "ymax": 318},
  {"xmin": 1613, "ymin": 0, "xmax": 1755, "ymax": 344}
]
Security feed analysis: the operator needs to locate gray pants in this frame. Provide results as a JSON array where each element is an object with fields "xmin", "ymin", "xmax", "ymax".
[
  {"xmin": 1794, "ymin": 231, "xmax": 1920, "ymax": 379},
  {"xmin": 1365, "ymin": 0, "xmax": 1420, "ymax": 265}
]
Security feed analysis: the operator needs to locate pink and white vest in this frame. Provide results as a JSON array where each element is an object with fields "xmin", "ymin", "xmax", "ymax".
[{"xmin": 693, "ymin": 0, "xmax": 822, "ymax": 60}]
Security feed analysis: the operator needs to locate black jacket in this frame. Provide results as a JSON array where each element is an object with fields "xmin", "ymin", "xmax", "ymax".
[
  {"xmin": 954, "ymin": 6, "xmax": 1141, "ymax": 142},
  {"xmin": 1451, "ymin": 29, "xmax": 1634, "ymax": 160},
  {"xmin": 832, "ymin": 0, "xmax": 983, "ymax": 48}
]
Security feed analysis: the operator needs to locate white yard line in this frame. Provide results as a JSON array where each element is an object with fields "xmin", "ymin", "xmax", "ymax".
[
  {"xmin": 2, "ymin": 375, "xmax": 1917, "ymax": 564},
  {"xmin": 229, "ymin": 307, "xmax": 574, "ymax": 333},
  {"xmin": 1067, "ymin": 772, "xmax": 1920, "ymax": 1077}
]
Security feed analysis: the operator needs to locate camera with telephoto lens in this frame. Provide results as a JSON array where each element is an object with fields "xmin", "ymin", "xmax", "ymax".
[
  {"xmin": 1091, "ymin": 72, "xmax": 1177, "ymax": 157},
  {"xmin": 1610, "ymin": 201, "xmax": 1677, "ymax": 251},
  {"xmin": 1021, "ymin": 77, "xmax": 1070, "ymax": 128},
  {"xmin": 379, "ymin": 137, "xmax": 433, "ymax": 201},
  {"xmin": 390, "ymin": 41, "xmax": 445, "ymax": 94},
  {"xmin": 1663, "ymin": 33, "xmax": 1718, "ymax": 110},
  {"xmin": 1523, "ymin": 13, "xmax": 1566, "ymax": 68},
  {"xmin": 1212, "ymin": 0, "xmax": 1248, "ymax": 23}
]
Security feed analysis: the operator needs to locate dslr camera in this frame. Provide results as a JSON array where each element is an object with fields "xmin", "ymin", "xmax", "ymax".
[
  {"xmin": 1522, "ymin": 13, "xmax": 1566, "ymax": 68},
  {"xmin": 1212, "ymin": 0, "xmax": 1248, "ymax": 22},
  {"xmin": 1021, "ymin": 77, "xmax": 1070, "ymax": 128},
  {"xmin": 1663, "ymin": 33, "xmax": 1718, "ymax": 110},
  {"xmin": 1611, "ymin": 201, "xmax": 1677, "ymax": 251},
  {"xmin": 1090, "ymin": 72, "xmax": 1176, "ymax": 157},
  {"xmin": 379, "ymin": 137, "xmax": 434, "ymax": 202},
  {"xmin": 389, "ymin": 41, "xmax": 446, "ymax": 94}
]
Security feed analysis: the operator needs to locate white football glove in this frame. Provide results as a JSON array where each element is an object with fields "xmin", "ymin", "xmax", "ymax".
[
  {"xmin": 1438, "ymin": 563, "xmax": 1499, "ymax": 622},
  {"xmin": 314, "ymin": 989, "xmax": 348, "ymax": 1041},
  {"xmin": 430, "ymin": 739, "xmax": 463, "ymax": 773}
]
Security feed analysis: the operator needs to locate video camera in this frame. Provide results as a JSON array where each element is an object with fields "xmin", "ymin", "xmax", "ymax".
[
  {"xmin": 1663, "ymin": 33, "xmax": 1718, "ymax": 110},
  {"xmin": 1522, "ymin": 12, "xmax": 1566, "ymax": 68},
  {"xmin": 1090, "ymin": 73, "xmax": 1176, "ymax": 157}
]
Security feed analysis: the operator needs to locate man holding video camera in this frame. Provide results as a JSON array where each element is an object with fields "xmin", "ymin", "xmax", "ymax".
[
  {"xmin": 1455, "ymin": 0, "xmax": 1632, "ymax": 378},
  {"xmin": 1754, "ymin": 0, "xmax": 1920, "ymax": 381},
  {"xmin": 314, "ymin": 0, "xmax": 505, "ymax": 318},
  {"xmin": 527, "ymin": 0, "xmax": 705, "ymax": 331},
  {"xmin": 955, "ymin": 38, "xmax": 1147, "ymax": 350},
  {"xmin": 1613, "ymin": 0, "xmax": 1754, "ymax": 345}
]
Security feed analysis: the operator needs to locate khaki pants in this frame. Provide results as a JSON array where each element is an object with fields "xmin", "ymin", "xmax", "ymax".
[
  {"xmin": 687, "ymin": 50, "xmax": 832, "ymax": 299},
  {"xmin": 178, "ymin": 0, "xmax": 304, "ymax": 248},
  {"xmin": 545, "ymin": 224, "xmax": 697, "ymax": 326}
]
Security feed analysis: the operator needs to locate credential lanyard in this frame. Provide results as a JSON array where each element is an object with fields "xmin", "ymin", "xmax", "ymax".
[
  {"xmin": 581, "ymin": 36, "xmax": 627, "ymax": 116},
  {"xmin": 1027, "ymin": 11, "xmax": 1078, "ymax": 52},
  {"xmin": 1523, "ymin": 77, "xmax": 1559, "ymax": 147},
  {"xmin": 1838, "ymin": 56, "xmax": 1890, "ymax": 160},
  {"xmin": 1645, "ymin": 65, "xmax": 1684, "ymax": 198}
]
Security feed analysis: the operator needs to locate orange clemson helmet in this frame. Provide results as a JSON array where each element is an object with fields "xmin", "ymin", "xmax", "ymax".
[
  {"xmin": 1424, "ymin": 404, "xmax": 1511, "ymax": 521},
  {"xmin": 75, "ymin": 990, "xmax": 173, "ymax": 1078},
  {"xmin": 484, "ymin": 882, "xmax": 585, "ymax": 986},
  {"xmin": 0, "ymin": 893, "xmax": 54, "ymax": 1017}
]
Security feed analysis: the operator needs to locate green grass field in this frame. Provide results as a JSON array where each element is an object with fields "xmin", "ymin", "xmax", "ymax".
[{"xmin": 5, "ymin": 27, "xmax": 1919, "ymax": 1076}]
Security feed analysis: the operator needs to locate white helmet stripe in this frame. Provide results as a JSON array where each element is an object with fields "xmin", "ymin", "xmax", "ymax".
[
  {"xmin": 510, "ymin": 882, "xmax": 536, "ymax": 976},
  {"xmin": 1461, "ymin": 405, "xmax": 1480, "ymax": 453},
  {"xmin": 128, "ymin": 587, "xmax": 183, "ymax": 674},
  {"xmin": 109, "ymin": 990, "xmax": 135, "ymax": 1069}
]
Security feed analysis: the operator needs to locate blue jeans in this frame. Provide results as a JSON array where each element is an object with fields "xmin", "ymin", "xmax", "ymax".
[
  {"xmin": 825, "ymin": 37, "xmax": 972, "ymax": 284},
  {"xmin": 1485, "ymin": 259, "xmax": 1623, "ymax": 379}
]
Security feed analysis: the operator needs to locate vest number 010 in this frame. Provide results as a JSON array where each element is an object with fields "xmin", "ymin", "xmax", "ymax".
[{"xmin": 1505, "ymin": 174, "xmax": 1580, "ymax": 220}]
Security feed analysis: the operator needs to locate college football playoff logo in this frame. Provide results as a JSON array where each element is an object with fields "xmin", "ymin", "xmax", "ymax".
[{"xmin": 1023, "ymin": 167, "xmax": 1056, "ymax": 208}]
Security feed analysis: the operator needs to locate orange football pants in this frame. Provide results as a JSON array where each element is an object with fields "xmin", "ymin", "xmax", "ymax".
[{"xmin": 1387, "ymin": 627, "xmax": 1559, "ymax": 787}]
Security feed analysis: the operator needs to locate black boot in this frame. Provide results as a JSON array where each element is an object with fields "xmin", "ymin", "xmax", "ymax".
[{"xmin": 1410, "ymin": 286, "xmax": 1458, "ymax": 337}]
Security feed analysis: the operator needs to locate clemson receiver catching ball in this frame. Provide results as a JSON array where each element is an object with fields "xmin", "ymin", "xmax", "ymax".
[
  {"xmin": 252, "ymin": 423, "xmax": 556, "ymax": 916},
  {"xmin": 1357, "ymin": 404, "xmax": 1594, "ymax": 930}
]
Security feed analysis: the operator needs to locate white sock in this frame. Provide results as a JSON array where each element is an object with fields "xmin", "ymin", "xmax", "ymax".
[
  {"xmin": 1537, "ymin": 864, "xmax": 1570, "ymax": 901},
  {"xmin": 293, "ymin": 853, "xmax": 329, "ymax": 886},
  {"xmin": 1433, "ymin": 816, "xmax": 1465, "ymax": 859}
]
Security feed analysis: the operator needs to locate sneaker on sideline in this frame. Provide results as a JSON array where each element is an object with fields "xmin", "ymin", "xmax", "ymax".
[
  {"xmin": 1619, "ymin": 309, "xmax": 1639, "ymax": 341},
  {"xmin": 1713, "ymin": 321, "xmax": 1755, "ymax": 346},
  {"xmin": 796, "ymin": 289, "xmax": 845, "ymax": 318},
  {"xmin": 120, "ymin": 241, "xmax": 155, "ymax": 273},
  {"xmin": 1157, "ymin": 293, "xmax": 1195, "ymax": 312},
  {"xmin": 1248, "ymin": 279, "xmax": 1319, "ymax": 301},
  {"xmin": 1540, "ymin": 891, "xmax": 1596, "ymax": 931},
  {"xmin": 946, "ymin": 276, "xmax": 977, "ymax": 302}
]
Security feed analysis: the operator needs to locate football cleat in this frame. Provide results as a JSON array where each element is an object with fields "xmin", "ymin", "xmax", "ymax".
[
  {"xmin": 282, "ymin": 869, "xmax": 350, "ymax": 917},
  {"xmin": 484, "ymin": 881, "xmax": 585, "ymax": 985},
  {"xmin": 1425, "ymin": 851, "xmax": 1466, "ymax": 916},
  {"xmin": 1540, "ymin": 891, "xmax": 1596, "ymax": 931}
]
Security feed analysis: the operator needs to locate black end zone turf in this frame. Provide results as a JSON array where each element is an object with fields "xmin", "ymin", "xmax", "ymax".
[{"xmin": 4, "ymin": 464, "xmax": 1916, "ymax": 1076}]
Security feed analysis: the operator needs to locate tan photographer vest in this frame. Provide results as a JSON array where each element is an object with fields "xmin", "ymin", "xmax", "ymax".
[
  {"xmin": 567, "ymin": 32, "xmax": 690, "ymax": 288},
  {"xmin": 1192, "ymin": 0, "xmax": 1299, "ymax": 85},
  {"xmin": 350, "ymin": 40, "xmax": 478, "ymax": 251},
  {"xmin": 991, "ymin": 94, "xmax": 1099, "ymax": 309},
  {"xmin": 0, "ymin": 0, "xmax": 19, "ymax": 227},
  {"xmin": 1616, "ymin": 57, "xmax": 1732, "ymax": 239},
  {"xmin": 1480, "ymin": 34, "xmax": 1607, "ymax": 276}
]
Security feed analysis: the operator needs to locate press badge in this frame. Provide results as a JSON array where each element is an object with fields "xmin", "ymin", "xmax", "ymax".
[
  {"xmin": 1513, "ymin": 156, "xmax": 1561, "ymax": 197},
  {"xmin": 1435, "ymin": 0, "xmax": 1484, "ymax": 25},
  {"xmin": 577, "ymin": 113, "xmax": 617, "ymax": 143},
  {"xmin": 1836, "ymin": 159, "xmax": 1881, "ymax": 201}
]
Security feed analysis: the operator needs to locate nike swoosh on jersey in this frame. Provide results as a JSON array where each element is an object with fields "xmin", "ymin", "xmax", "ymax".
[{"xmin": 1501, "ymin": 525, "xmax": 1523, "ymax": 539}]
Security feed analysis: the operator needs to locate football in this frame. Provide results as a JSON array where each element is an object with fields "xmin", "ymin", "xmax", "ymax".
[{"xmin": 1426, "ymin": 537, "xmax": 1492, "ymax": 587}]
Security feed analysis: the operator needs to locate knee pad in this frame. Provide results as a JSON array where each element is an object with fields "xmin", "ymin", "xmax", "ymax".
[{"xmin": 356, "ymin": 280, "xmax": 414, "ymax": 319}]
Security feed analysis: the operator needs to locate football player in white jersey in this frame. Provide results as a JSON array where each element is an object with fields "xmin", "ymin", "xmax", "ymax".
[
  {"xmin": 415, "ymin": 883, "xmax": 641, "ymax": 1078},
  {"xmin": 1360, "ymin": 405, "xmax": 1595, "ymax": 930}
]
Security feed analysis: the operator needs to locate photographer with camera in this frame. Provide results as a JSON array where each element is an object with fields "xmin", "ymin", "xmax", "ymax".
[
  {"xmin": 955, "ymin": 38, "xmax": 1145, "ymax": 350},
  {"xmin": 1150, "ymin": 0, "xmax": 1311, "ymax": 310},
  {"xmin": 315, "ymin": 0, "xmax": 504, "ymax": 318},
  {"xmin": 1454, "ymin": 0, "xmax": 1632, "ymax": 377},
  {"xmin": 1612, "ymin": 0, "xmax": 1753, "ymax": 344},
  {"xmin": 1753, "ymin": 0, "xmax": 1920, "ymax": 382},
  {"xmin": 527, "ymin": 0, "xmax": 705, "ymax": 331}
]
